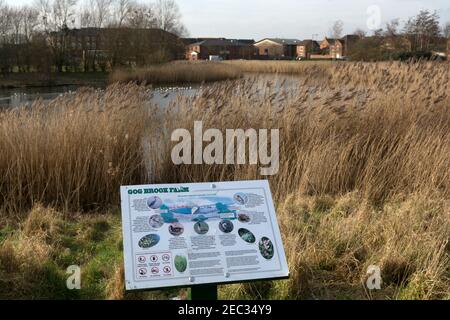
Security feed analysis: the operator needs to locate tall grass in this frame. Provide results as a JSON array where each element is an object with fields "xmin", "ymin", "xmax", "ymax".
[
  {"xmin": 153, "ymin": 61, "xmax": 450, "ymax": 204},
  {"xmin": 0, "ymin": 61, "xmax": 449, "ymax": 299},
  {"xmin": 0, "ymin": 84, "xmax": 151, "ymax": 212},
  {"xmin": 109, "ymin": 61, "xmax": 243, "ymax": 85},
  {"xmin": 1, "ymin": 61, "xmax": 449, "ymax": 211},
  {"xmin": 225, "ymin": 59, "xmax": 332, "ymax": 76},
  {"xmin": 221, "ymin": 193, "xmax": 450, "ymax": 300}
]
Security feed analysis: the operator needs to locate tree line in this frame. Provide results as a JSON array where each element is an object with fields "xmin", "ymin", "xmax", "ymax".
[
  {"xmin": 346, "ymin": 10, "xmax": 449, "ymax": 61},
  {"xmin": 0, "ymin": 0, "xmax": 188, "ymax": 74}
]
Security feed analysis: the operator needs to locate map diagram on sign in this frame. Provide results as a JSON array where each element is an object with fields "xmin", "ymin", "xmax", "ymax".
[
  {"xmin": 150, "ymin": 194, "xmax": 249, "ymax": 223},
  {"xmin": 120, "ymin": 181, "xmax": 289, "ymax": 291}
]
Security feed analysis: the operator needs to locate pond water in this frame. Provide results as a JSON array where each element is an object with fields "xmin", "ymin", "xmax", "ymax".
[
  {"xmin": 0, "ymin": 74, "xmax": 302, "ymax": 109},
  {"xmin": 0, "ymin": 84, "xmax": 202, "ymax": 109},
  {"xmin": 0, "ymin": 85, "xmax": 81, "ymax": 108}
]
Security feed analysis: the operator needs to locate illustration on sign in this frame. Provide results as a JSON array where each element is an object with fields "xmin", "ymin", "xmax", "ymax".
[{"xmin": 120, "ymin": 180, "xmax": 289, "ymax": 290}]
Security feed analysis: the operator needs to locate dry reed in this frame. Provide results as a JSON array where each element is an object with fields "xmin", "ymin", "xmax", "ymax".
[
  {"xmin": 109, "ymin": 61, "xmax": 243, "ymax": 85},
  {"xmin": 154, "ymin": 61, "xmax": 450, "ymax": 204},
  {"xmin": 225, "ymin": 59, "xmax": 333, "ymax": 76},
  {"xmin": 1, "ymin": 61, "xmax": 449, "ymax": 210},
  {"xmin": 0, "ymin": 61, "xmax": 449, "ymax": 299},
  {"xmin": 0, "ymin": 83, "xmax": 152, "ymax": 212}
]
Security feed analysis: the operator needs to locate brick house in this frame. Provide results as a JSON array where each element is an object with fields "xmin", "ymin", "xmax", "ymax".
[
  {"xmin": 331, "ymin": 39, "xmax": 344, "ymax": 59},
  {"xmin": 320, "ymin": 35, "xmax": 361, "ymax": 59},
  {"xmin": 319, "ymin": 38, "xmax": 342, "ymax": 58},
  {"xmin": 49, "ymin": 27, "xmax": 182, "ymax": 70},
  {"xmin": 320, "ymin": 38, "xmax": 336, "ymax": 50},
  {"xmin": 254, "ymin": 38, "xmax": 301, "ymax": 59},
  {"xmin": 185, "ymin": 38, "xmax": 255, "ymax": 60},
  {"xmin": 296, "ymin": 40, "xmax": 320, "ymax": 58}
]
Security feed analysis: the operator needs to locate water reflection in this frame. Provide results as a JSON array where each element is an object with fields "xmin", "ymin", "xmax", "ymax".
[{"xmin": 0, "ymin": 73, "xmax": 302, "ymax": 109}]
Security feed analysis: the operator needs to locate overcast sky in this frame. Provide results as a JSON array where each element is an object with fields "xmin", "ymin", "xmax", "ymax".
[{"xmin": 5, "ymin": 0, "xmax": 450, "ymax": 39}]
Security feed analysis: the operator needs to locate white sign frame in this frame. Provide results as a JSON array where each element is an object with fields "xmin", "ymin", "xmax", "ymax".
[{"xmin": 120, "ymin": 180, "xmax": 289, "ymax": 291}]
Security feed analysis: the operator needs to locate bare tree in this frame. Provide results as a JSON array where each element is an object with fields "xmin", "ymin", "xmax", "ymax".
[
  {"xmin": 385, "ymin": 19, "xmax": 399, "ymax": 37},
  {"xmin": 126, "ymin": 3, "xmax": 157, "ymax": 29},
  {"xmin": 154, "ymin": 0, "xmax": 187, "ymax": 36},
  {"xmin": 91, "ymin": 0, "xmax": 113, "ymax": 28},
  {"xmin": 112, "ymin": 0, "xmax": 134, "ymax": 27},
  {"xmin": 22, "ymin": 6, "xmax": 40, "ymax": 42},
  {"xmin": 0, "ymin": 1, "xmax": 12, "ymax": 39},
  {"xmin": 79, "ymin": 7, "xmax": 93, "ymax": 28},
  {"xmin": 443, "ymin": 22, "xmax": 450, "ymax": 38},
  {"xmin": 1, "ymin": 0, "xmax": 187, "ymax": 73},
  {"xmin": 34, "ymin": 0, "xmax": 78, "ymax": 31},
  {"xmin": 403, "ymin": 10, "xmax": 441, "ymax": 52},
  {"xmin": 330, "ymin": 20, "xmax": 344, "ymax": 39},
  {"xmin": 54, "ymin": 0, "xmax": 78, "ymax": 28},
  {"xmin": 372, "ymin": 28, "xmax": 384, "ymax": 37},
  {"xmin": 383, "ymin": 19, "xmax": 410, "ymax": 54},
  {"xmin": 353, "ymin": 28, "xmax": 366, "ymax": 38},
  {"xmin": 0, "ymin": 2, "xmax": 14, "ymax": 73}
]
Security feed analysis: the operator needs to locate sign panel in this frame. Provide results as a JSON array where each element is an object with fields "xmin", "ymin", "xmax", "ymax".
[{"xmin": 120, "ymin": 180, "xmax": 289, "ymax": 290}]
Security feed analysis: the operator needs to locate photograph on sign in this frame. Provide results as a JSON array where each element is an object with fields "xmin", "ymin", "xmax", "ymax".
[{"xmin": 120, "ymin": 180, "xmax": 289, "ymax": 290}]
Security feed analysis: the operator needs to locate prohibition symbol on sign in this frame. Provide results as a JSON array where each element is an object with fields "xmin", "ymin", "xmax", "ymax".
[
  {"xmin": 163, "ymin": 266, "xmax": 171, "ymax": 274},
  {"xmin": 162, "ymin": 254, "xmax": 170, "ymax": 262},
  {"xmin": 151, "ymin": 267, "xmax": 159, "ymax": 274},
  {"xmin": 150, "ymin": 255, "xmax": 158, "ymax": 262},
  {"xmin": 138, "ymin": 268, "xmax": 147, "ymax": 275}
]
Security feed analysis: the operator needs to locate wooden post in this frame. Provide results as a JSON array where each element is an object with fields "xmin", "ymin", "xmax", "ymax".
[{"xmin": 188, "ymin": 284, "xmax": 218, "ymax": 300}]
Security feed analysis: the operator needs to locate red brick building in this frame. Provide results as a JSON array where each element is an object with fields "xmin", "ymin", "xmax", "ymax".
[
  {"xmin": 254, "ymin": 38, "xmax": 301, "ymax": 59},
  {"xmin": 296, "ymin": 40, "xmax": 320, "ymax": 58},
  {"xmin": 185, "ymin": 38, "xmax": 255, "ymax": 60},
  {"xmin": 320, "ymin": 35, "xmax": 361, "ymax": 59}
]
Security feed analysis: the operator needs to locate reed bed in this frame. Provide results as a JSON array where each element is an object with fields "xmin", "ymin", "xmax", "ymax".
[
  {"xmin": 154, "ymin": 61, "xmax": 450, "ymax": 204},
  {"xmin": 224, "ymin": 59, "xmax": 333, "ymax": 76},
  {"xmin": 1, "ymin": 61, "xmax": 449, "ymax": 299},
  {"xmin": 109, "ymin": 61, "xmax": 243, "ymax": 85},
  {"xmin": 0, "ymin": 84, "xmax": 153, "ymax": 212}
]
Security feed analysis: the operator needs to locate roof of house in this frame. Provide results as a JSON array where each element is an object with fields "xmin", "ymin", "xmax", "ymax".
[
  {"xmin": 255, "ymin": 38, "xmax": 302, "ymax": 46},
  {"xmin": 51, "ymin": 27, "xmax": 179, "ymax": 39},
  {"xmin": 50, "ymin": 27, "xmax": 101, "ymax": 37},
  {"xmin": 236, "ymin": 39, "xmax": 256, "ymax": 44},
  {"xmin": 342, "ymin": 34, "xmax": 361, "ymax": 40},
  {"xmin": 323, "ymin": 35, "xmax": 361, "ymax": 45},
  {"xmin": 322, "ymin": 37, "xmax": 338, "ymax": 44},
  {"xmin": 189, "ymin": 38, "xmax": 254, "ymax": 47},
  {"xmin": 183, "ymin": 37, "xmax": 223, "ymax": 45},
  {"xmin": 298, "ymin": 40, "xmax": 320, "ymax": 46}
]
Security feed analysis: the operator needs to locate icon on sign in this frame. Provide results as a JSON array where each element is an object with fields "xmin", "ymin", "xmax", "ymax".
[
  {"xmin": 162, "ymin": 254, "xmax": 170, "ymax": 262},
  {"xmin": 138, "ymin": 268, "xmax": 147, "ymax": 275},
  {"xmin": 163, "ymin": 266, "xmax": 171, "ymax": 274},
  {"xmin": 151, "ymin": 267, "xmax": 159, "ymax": 274},
  {"xmin": 138, "ymin": 256, "xmax": 146, "ymax": 263},
  {"xmin": 150, "ymin": 255, "xmax": 158, "ymax": 262}
]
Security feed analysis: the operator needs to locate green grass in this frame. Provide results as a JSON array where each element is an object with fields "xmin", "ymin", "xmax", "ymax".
[
  {"xmin": 1, "ymin": 193, "xmax": 449, "ymax": 300},
  {"xmin": 0, "ymin": 207, "xmax": 187, "ymax": 300}
]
